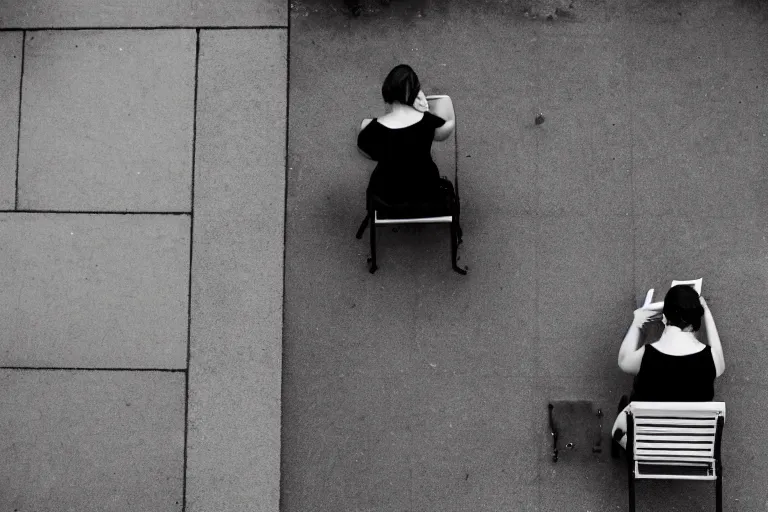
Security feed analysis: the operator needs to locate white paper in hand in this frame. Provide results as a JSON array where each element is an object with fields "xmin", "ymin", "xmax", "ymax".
[
  {"xmin": 643, "ymin": 278, "xmax": 703, "ymax": 310},
  {"xmin": 670, "ymin": 278, "xmax": 702, "ymax": 294}
]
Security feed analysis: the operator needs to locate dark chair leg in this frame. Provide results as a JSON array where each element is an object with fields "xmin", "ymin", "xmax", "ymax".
[
  {"xmin": 627, "ymin": 413, "xmax": 636, "ymax": 512},
  {"xmin": 714, "ymin": 416, "xmax": 724, "ymax": 512},
  {"xmin": 451, "ymin": 222, "xmax": 467, "ymax": 275},
  {"xmin": 369, "ymin": 214, "xmax": 378, "ymax": 274},
  {"xmin": 356, "ymin": 214, "xmax": 369, "ymax": 239},
  {"xmin": 716, "ymin": 463, "xmax": 723, "ymax": 512},
  {"xmin": 455, "ymin": 199, "xmax": 463, "ymax": 245}
]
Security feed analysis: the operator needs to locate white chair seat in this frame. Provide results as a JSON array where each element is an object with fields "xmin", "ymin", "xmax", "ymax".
[{"xmin": 374, "ymin": 210, "xmax": 452, "ymax": 225}]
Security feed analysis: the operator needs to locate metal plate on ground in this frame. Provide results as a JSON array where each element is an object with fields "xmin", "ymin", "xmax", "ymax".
[{"xmin": 547, "ymin": 400, "xmax": 605, "ymax": 463}]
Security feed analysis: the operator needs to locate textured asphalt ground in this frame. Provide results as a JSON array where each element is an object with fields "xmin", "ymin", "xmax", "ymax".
[{"xmin": 284, "ymin": 1, "xmax": 768, "ymax": 510}]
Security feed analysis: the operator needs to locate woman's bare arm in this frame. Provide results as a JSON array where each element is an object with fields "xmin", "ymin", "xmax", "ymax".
[
  {"xmin": 427, "ymin": 96, "xmax": 455, "ymax": 122},
  {"xmin": 618, "ymin": 308, "xmax": 659, "ymax": 374},
  {"xmin": 700, "ymin": 298, "xmax": 725, "ymax": 377},
  {"xmin": 357, "ymin": 118, "xmax": 374, "ymax": 160},
  {"xmin": 426, "ymin": 96, "xmax": 455, "ymax": 141},
  {"xmin": 618, "ymin": 323, "xmax": 645, "ymax": 375}
]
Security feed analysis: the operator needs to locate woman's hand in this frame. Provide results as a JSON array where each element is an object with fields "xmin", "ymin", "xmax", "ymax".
[
  {"xmin": 631, "ymin": 307, "xmax": 661, "ymax": 329},
  {"xmin": 412, "ymin": 90, "xmax": 430, "ymax": 112}
]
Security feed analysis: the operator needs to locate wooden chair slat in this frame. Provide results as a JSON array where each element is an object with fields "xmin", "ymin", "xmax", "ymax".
[
  {"xmin": 636, "ymin": 434, "xmax": 714, "ymax": 442},
  {"xmin": 636, "ymin": 442, "xmax": 714, "ymax": 451},
  {"xmin": 635, "ymin": 427, "xmax": 716, "ymax": 435},
  {"xmin": 635, "ymin": 418, "xmax": 717, "ymax": 426}
]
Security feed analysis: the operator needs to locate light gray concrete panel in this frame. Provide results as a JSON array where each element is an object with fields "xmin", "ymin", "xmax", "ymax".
[
  {"xmin": 0, "ymin": 0, "xmax": 285, "ymax": 28},
  {"xmin": 18, "ymin": 30, "xmax": 195, "ymax": 211},
  {"xmin": 0, "ymin": 32, "xmax": 22, "ymax": 209},
  {"xmin": 188, "ymin": 29, "xmax": 285, "ymax": 512},
  {"xmin": 0, "ymin": 213, "xmax": 190, "ymax": 368},
  {"xmin": 0, "ymin": 370, "xmax": 184, "ymax": 511}
]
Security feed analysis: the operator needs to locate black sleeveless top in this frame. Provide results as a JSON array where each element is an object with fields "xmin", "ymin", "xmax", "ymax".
[
  {"xmin": 631, "ymin": 344, "xmax": 716, "ymax": 402},
  {"xmin": 357, "ymin": 112, "xmax": 447, "ymax": 204}
]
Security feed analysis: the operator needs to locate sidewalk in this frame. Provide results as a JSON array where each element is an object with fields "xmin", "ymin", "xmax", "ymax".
[{"xmin": 0, "ymin": 2, "xmax": 286, "ymax": 511}]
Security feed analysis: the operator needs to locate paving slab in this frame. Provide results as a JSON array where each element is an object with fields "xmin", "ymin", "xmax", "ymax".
[
  {"xmin": 0, "ymin": 213, "xmax": 190, "ymax": 368},
  {"xmin": 409, "ymin": 374, "xmax": 537, "ymax": 511},
  {"xmin": 628, "ymin": 17, "xmax": 767, "ymax": 218},
  {"xmin": 18, "ymin": 30, "xmax": 195, "ymax": 212},
  {"xmin": 0, "ymin": 369, "xmax": 184, "ymax": 511},
  {"xmin": 0, "ymin": 0, "xmax": 286, "ymax": 28},
  {"xmin": 187, "ymin": 29, "xmax": 285, "ymax": 512},
  {"xmin": 282, "ymin": 371, "xmax": 412, "ymax": 511},
  {"xmin": 409, "ymin": 215, "xmax": 539, "ymax": 378},
  {"xmin": 718, "ymin": 382, "xmax": 768, "ymax": 510},
  {"xmin": 536, "ymin": 30, "xmax": 632, "ymax": 216},
  {"xmin": 0, "ymin": 32, "xmax": 21, "ymax": 209}
]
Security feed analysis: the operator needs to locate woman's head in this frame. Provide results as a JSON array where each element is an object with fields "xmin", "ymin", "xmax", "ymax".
[
  {"xmin": 663, "ymin": 285, "xmax": 705, "ymax": 331},
  {"xmin": 381, "ymin": 64, "xmax": 421, "ymax": 106}
]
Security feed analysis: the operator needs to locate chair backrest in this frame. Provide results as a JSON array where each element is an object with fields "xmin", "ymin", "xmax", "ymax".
[{"xmin": 628, "ymin": 402, "xmax": 725, "ymax": 464}]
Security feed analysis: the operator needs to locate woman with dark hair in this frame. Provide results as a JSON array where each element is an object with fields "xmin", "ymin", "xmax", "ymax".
[
  {"xmin": 611, "ymin": 285, "xmax": 726, "ymax": 454},
  {"xmin": 357, "ymin": 64, "xmax": 456, "ymax": 213}
]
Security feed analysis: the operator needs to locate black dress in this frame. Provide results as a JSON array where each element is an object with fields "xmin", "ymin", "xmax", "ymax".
[
  {"xmin": 630, "ymin": 345, "xmax": 717, "ymax": 402},
  {"xmin": 357, "ymin": 112, "xmax": 449, "ymax": 210}
]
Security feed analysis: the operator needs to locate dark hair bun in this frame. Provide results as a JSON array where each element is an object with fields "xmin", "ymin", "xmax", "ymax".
[
  {"xmin": 663, "ymin": 285, "xmax": 705, "ymax": 331},
  {"xmin": 381, "ymin": 64, "xmax": 421, "ymax": 107}
]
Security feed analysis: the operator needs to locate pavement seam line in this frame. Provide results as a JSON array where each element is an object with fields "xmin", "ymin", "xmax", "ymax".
[
  {"xmin": 279, "ymin": 3, "xmax": 291, "ymax": 511},
  {"xmin": 14, "ymin": 30, "xmax": 25, "ymax": 210},
  {"xmin": 182, "ymin": 27, "xmax": 200, "ymax": 512},
  {"xmin": 3, "ymin": 209, "xmax": 191, "ymax": 214},
  {"xmin": 0, "ymin": 366, "xmax": 185, "ymax": 371},
  {"xmin": 0, "ymin": 25, "xmax": 288, "ymax": 31}
]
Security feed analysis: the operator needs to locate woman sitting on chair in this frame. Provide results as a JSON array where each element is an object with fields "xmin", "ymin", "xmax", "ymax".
[
  {"xmin": 357, "ymin": 64, "xmax": 456, "ymax": 216},
  {"xmin": 612, "ymin": 285, "xmax": 726, "ymax": 456}
]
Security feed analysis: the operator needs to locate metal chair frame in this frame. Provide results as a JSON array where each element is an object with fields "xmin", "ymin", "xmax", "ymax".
[{"xmin": 355, "ymin": 95, "xmax": 466, "ymax": 275}]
